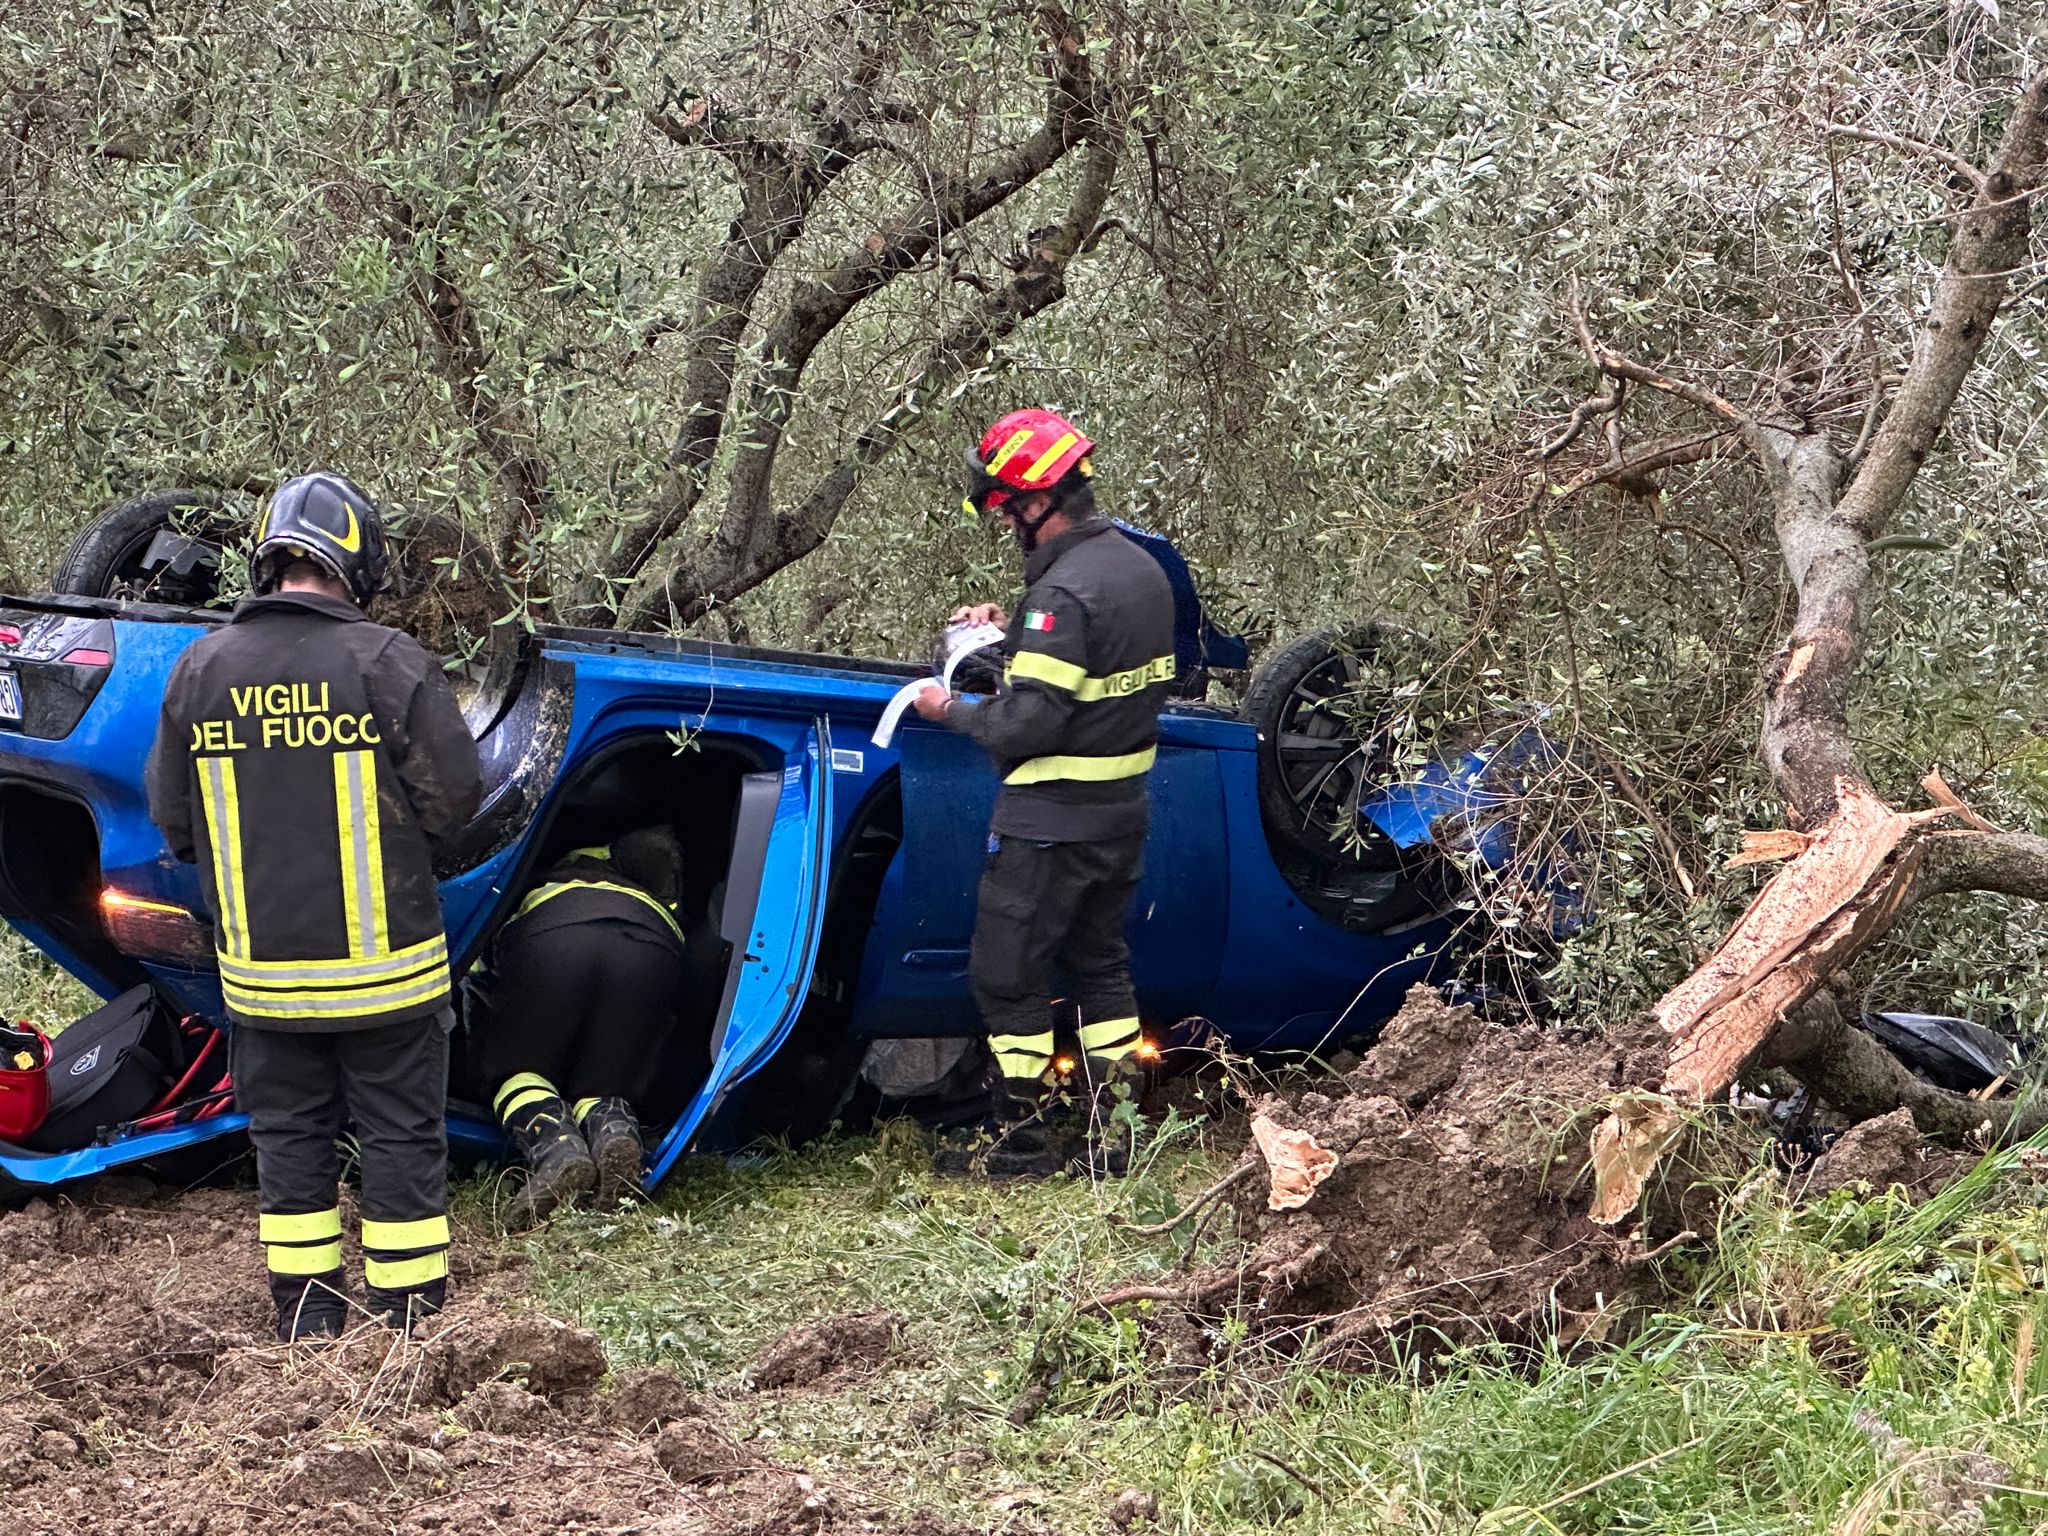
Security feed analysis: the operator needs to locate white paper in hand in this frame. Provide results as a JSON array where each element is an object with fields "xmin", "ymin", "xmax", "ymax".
[{"xmin": 871, "ymin": 621, "xmax": 1007, "ymax": 748}]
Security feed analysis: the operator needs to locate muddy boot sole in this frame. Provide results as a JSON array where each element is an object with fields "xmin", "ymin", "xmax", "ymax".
[
  {"xmin": 507, "ymin": 1147, "xmax": 597, "ymax": 1227},
  {"xmin": 591, "ymin": 1133, "xmax": 645, "ymax": 1207}
]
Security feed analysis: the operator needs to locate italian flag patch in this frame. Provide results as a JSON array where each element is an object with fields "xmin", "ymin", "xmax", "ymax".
[{"xmin": 1023, "ymin": 609, "xmax": 1056, "ymax": 632}]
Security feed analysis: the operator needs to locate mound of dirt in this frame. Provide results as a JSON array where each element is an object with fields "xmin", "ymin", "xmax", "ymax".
[
  {"xmin": 1209, "ymin": 986, "xmax": 1676, "ymax": 1361},
  {"xmin": 750, "ymin": 1310, "xmax": 902, "ymax": 1390},
  {"xmin": 1802, "ymin": 1107, "xmax": 1970, "ymax": 1199},
  {"xmin": 0, "ymin": 1181, "xmax": 962, "ymax": 1535}
]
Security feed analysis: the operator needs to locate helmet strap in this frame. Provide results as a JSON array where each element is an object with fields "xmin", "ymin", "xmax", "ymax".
[{"xmin": 1009, "ymin": 499, "xmax": 1058, "ymax": 554}]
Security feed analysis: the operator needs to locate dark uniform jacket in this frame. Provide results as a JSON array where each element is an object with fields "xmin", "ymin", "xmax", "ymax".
[
  {"xmin": 949, "ymin": 518, "xmax": 1176, "ymax": 842},
  {"xmin": 146, "ymin": 591, "xmax": 483, "ymax": 1033},
  {"xmin": 500, "ymin": 845, "xmax": 686, "ymax": 951}
]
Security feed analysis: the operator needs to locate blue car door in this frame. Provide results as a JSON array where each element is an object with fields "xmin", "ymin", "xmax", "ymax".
[
  {"xmin": 876, "ymin": 720, "xmax": 1227, "ymax": 1031},
  {"xmin": 642, "ymin": 722, "xmax": 835, "ymax": 1187}
]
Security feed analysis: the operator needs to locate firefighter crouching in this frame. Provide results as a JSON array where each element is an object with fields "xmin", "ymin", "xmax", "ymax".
[
  {"xmin": 146, "ymin": 473, "xmax": 482, "ymax": 1342},
  {"xmin": 481, "ymin": 826, "xmax": 690, "ymax": 1223},
  {"xmin": 913, "ymin": 408, "xmax": 1175, "ymax": 1176}
]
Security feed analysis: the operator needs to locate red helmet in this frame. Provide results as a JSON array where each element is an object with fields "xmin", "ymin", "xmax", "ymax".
[{"xmin": 961, "ymin": 408, "xmax": 1094, "ymax": 516}]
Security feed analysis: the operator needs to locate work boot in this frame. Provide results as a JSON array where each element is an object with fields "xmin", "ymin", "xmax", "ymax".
[
  {"xmin": 503, "ymin": 1095, "xmax": 597, "ymax": 1225},
  {"xmin": 579, "ymin": 1096, "xmax": 645, "ymax": 1206},
  {"xmin": 1064, "ymin": 1074, "xmax": 1139, "ymax": 1179},
  {"xmin": 269, "ymin": 1271, "xmax": 351, "ymax": 1345},
  {"xmin": 367, "ymin": 1278, "xmax": 446, "ymax": 1336},
  {"xmin": 982, "ymin": 1079, "xmax": 1058, "ymax": 1180}
]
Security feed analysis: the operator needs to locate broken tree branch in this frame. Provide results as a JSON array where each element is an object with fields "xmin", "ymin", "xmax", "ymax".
[{"xmin": 1775, "ymin": 993, "xmax": 2048, "ymax": 1145}]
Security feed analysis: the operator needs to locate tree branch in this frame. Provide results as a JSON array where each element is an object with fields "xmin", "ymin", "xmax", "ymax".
[
  {"xmin": 400, "ymin": 234, "xmax": 558, "ymax": 579},
  {"xmin": 622, "ymin": 92, "xmax": 1125, "ymax": 630},
  {"xmin": 1553, "ymin": 428, "xmax": 1735, "ymax": 497},
  {"xmin": 1835, "ymin": 72, "xmax": 2048, "ymax": 540},
  {"xmin": 1763, "ymin": 71, "xmax": 2048, "ymax": 821},
  {"xmin": 1921, "ymin": 829, "xmax": 2048, "ymax": 901},
  {"xmin": 607, "ymin": 3, "xmax": 1106, "ymax": 629},
  {"xmin": 1825, "ymin": 122, "xmax": 1986, "ymax": 193},
  {"xmin": 1773, "ymin": 993, "xmax": 2048, "ymax": 1145},
  {"xmin": 495, "ymin": 0, "xmax": 591, "ymax": 104}
]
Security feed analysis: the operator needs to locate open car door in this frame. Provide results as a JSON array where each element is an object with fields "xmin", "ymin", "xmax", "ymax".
[{"xmin": 641, "ymin": 721, "xmax": 835, "ymax": 1188}]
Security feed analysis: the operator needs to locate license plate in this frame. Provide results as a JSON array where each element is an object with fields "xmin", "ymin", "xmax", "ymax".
[{"xmin": 0, "ymin": 669, "xmax": 19, "ymax": 724}]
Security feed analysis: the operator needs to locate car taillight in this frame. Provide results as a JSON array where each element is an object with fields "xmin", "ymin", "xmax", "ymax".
[
  {"xmin": 61, "ymin": 647, "xmax": 112, "ymax": 667},
  {"xmin": 0, "ymin": 625, "xmax": 19, "ymax": 646},
  {"xmin": 100, "ymin": 889, "xmax": 213, "ymax": 965}
]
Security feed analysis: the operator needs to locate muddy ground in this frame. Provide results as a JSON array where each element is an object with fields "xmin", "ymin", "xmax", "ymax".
[
  {"xmin": 0, "ymin": 1183, "xmax": 977, "ymax": 1536},
  {"xmin": 2, "ymin": 993, "xmax": 1980, "ymax": 1534},
  {"xmin": 1209, "ymin": 986, "xmax": 1950, "ymax": 1362}
]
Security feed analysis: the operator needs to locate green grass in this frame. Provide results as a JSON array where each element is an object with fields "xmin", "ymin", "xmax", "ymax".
[
  {"xmin": 0, "ymin": 923, "xmax": 103, "ymax": 1034},
  {"xmin": 507, "ymin": 1121, "xmax": 2048, "ymax": 1535}
]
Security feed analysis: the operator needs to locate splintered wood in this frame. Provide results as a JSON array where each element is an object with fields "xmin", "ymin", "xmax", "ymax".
[
  {"xmin": 1590, "ymin": 779, "xmax": 1927, "ymax": 1225},
  {"xmin": 1250, "ymin": 1114, "xmax": 1340, "ymax": 1210}
]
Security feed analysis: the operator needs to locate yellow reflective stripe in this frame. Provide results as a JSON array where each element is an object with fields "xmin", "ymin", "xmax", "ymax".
[
  {"xmin": 567, "ymin": 845, "xmax": 611, "ymax": 861},
  {"xmin": 267, "ymin": 1240, "xmax": 343, "ymax": 1276},
  {"xmin": 260, "ymin": 1208, "xmax": 342, "ymax": 1243},
  {"xmin": 499, "ymin": 1087, "xmax": 554, "ymax": 1120},
  {"xmin": 1003, "ymin": 653, "xmax": 1176, "ymax": 702},
  {"xmin": 991, "ymin": 1031, "xmax": 1054, "ymax": 1077},
  {"xmin": 221, "ymin": 963, "xmax": 450, "ymax": 1019},
  {"xmin": 1020, "ymin": 431, "xmax": 1078, "ymax": 484},
  {"xmin": 1075, "ymin": 655, "xmax": 1176, "ymax": 702},
  {"xmin": 1079, "ymin": 1016, "xmax": 1142, "ymax": 1056},
  {"xmin": 334, "ymin": 752, "xmax": 365, "ymax": 956},
  {"xmin": 365, "ymin": 1250, "xmax": 448, "ymax": 1289},
  {"xmin": 198, "ymin": 756, "xmax": 250, "ymax": 960},
  {"xmin": 984, "ymin": 428, "xmax": 1036, "ymax": 475},
  {"xmin": 361, "ymin": 1215, "xmax": 449, "ymax": 1250},
  {"xmin": 572, "ymin": 1097, "xmax": 601, "ymax": 1123},
  {"xmin": 494, "ymin": 1072, "xmax": 558, "ymax": 1117},
  {"xmin": 333, "ymin": 749, "xmax": 387, "ymax": 958},
  {"xmin": 218, "ymin": 933, "xmax": 446, "ymax": 984},
  {"xmin": 1004, "ymin": 747, "xmax": 1157, "ymax": 786},
  {"xmin": 515, "ymin": 880, "xmax": 684, "ymax": 941},
  {"xmin": 1005, "ymin": 651, "xmax": 1088, "ymax": 692}
]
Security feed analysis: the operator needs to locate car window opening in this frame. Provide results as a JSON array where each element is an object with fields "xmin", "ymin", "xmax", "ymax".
[{"xmin": 448, "ymin": 733, "xmax": 768, "ymax": 1140}]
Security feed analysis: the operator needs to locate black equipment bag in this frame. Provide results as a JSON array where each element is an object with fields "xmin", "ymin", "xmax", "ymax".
[{"xmin": 23, "ymin": 985, "xmax": 178, "ymax": 1151}]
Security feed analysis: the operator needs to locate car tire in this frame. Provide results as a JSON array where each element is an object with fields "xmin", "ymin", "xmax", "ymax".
[
  {"xmin": 1242, "ymin": 623, "xmax": 1434, "ymax": 873},
  {"xmin": 51, "ymin": 489, "xmax": 243, "ymax": 607}
]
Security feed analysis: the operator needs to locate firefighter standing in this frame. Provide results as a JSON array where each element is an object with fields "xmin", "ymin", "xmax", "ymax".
[
  {"xmin": 913, "ymin": 409, "xmax": 1175, "ymax": 1175},
  {"xmin": 481, "ymin": 827, "xmax": 690, "ymax": 1222},
  {"xmin": 146, "ymin": 474, "xmax": 482, "ymax": 1342}
]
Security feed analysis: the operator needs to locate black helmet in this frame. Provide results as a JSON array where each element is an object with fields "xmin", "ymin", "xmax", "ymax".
[{"xmin": 252, "ymin": 473, "xmax": 389, "ymax": 606}]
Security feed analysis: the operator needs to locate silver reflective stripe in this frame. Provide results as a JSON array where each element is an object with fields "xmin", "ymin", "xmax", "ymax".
[
  {"xmin": 333, "ymin": 749, "xmax": 386, "ymax": 958},
  {"xmin": 218, "ymin": 934, "xmax": 448, "ymax": 987},
  {"xmin": 222, "ymin": 964, "xmax": 452, "ymax": 1018},
  {"xmin": 199, "ymin": 756, "xmax": 249, "ymax": 959}
]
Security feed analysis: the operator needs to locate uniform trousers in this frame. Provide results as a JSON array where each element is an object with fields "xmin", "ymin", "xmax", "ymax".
[
  {"xmin": 969, "ymin": 832, "xmax": 1146, "ymax": 1091},
  {"xmin": 477, "ymin": 918, "xmax": 687, "ymax": 1106},
  {"xmin": 231, "ymin": 1011, "xmax": 451, "ymax": 1294}
]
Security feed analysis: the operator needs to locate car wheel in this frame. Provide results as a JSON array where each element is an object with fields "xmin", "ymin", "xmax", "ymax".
[
  {"xmin": 1242, "ymin": 623, "xmax": 1435, "ymax": 872},
  {"xmin": 50, "ymin": 489, "xmax": 244, "ymax": 607}
]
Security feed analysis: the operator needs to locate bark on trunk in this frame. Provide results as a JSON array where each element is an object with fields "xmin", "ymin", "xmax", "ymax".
[{"xmin": 1583, "ymin": 70, "xmax": 2048, "ymax": 1224}]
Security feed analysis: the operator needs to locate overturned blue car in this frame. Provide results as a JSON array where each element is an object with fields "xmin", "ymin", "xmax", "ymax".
[{"xmin": 0, "ymin": 499, "xmax": 1563, "ymax": 1196}]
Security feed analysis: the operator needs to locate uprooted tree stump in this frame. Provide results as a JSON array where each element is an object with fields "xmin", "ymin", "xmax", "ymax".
[
  {"xmin": 1213, "ymin": 988, "xmax": 1683, "ymax": 1361},
  {"xmin": 1095, "ymin": 65, "xmax": 2048, "ymax": 1358}
]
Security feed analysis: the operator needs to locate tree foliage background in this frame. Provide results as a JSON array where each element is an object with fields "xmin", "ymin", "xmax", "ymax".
[{"xmin": 3, "ymin": 0, "xmax": 2045, "ymax": 1026}]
